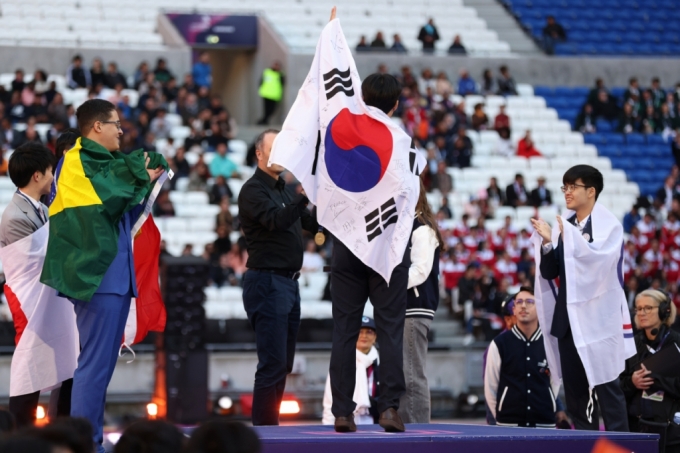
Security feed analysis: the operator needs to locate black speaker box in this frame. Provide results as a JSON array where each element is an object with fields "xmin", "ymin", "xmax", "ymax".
[{"xmin": 165, "ymin": 349, "xmax": 208, "ymax": 424}]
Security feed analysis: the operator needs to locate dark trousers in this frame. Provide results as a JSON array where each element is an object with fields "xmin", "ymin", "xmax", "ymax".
[
  {"xmin": 258, "ymin": 98, "xmax": 279, "ymax": 125},
  {"xmin": 9, "ymin": 378, "xmax": 74, "ymax": 428},
  {"xmin": 329, "ymin": 241, "xmax": 408, "ymax": 417},
  {"xmin": 558, "ymin": 330, "xmax": 629, "ymax": 431},
  {"xmin": 243, "ymin": 270, "xmax": 301, "ymax": 426}
]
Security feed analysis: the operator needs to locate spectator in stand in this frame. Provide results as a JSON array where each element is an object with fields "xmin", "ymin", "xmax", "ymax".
[
  {"xmin": 418, "ymin": 68, "xmax": 436, "ymax": 96},
  {"xmin": 542, "ymin": 16, "xmax": 566, "ymax": 55},
  {"xmin": 575, "ymin": 104, "xmax": 596, "ymax": 133},
  {"xmin": 497, "ymin": 66, "xmax": 517, "ymax": 96},
  {"xmin": 370, "ymin": 32, "xmax": 387, "ymax": 49},
  {"xmin": 153, "ymin": 190, "xmax": 175, "ymax": 217},
  {"xmin": 641, "ymin": 105, "xmax": 659, "ymax": 134},
  {"xmin": 618, "ymin": 103, "xmax": 639, "ymax": 134},
  {"xmin": 505, "ymin": 174, "xmax": 528, "ymax": 207},
  {"xmin": 457, "ymin": 70, "xmax": 477, "ymax": 96},
  {"xmin": 493, "ymin": 128, "xmax": 514, "ymax": 158},
  {"xmin": 432, "ymin": 160, "xmax": 453, "ymax": 195},
  {"xmin": 209, "ymin": 143, "xmax": 239, "ymax": 179},
  {"xmin": 435, "ymin": 72, "xmax": 453, "ymax": 97},
  {"xmin": 637, "ymin": 212, "xmax": 657, "ymax": 238},
  {"xmin": 622, "ymin": 206, "xmax": 641, "ymax": 235},
  {"xmin": 447, "ymin": 35, "xmax": 466, "ymax": 55},
  {"xmin": 480, "ymin": 69, "xmax": 498, "ymax": 96},
  {"xmin": 530, "ymin": 177, "xmax": 552, "ymax": 207},
  {"xmin": 302, "ymin": 240, "xmax": 325, "ymax": 273},
  {"xmin": 66, "ymin": 55, "xmax": 91, "ymax": 89},
  {"xmin": 48, "ymin": 94, "xmax": 69, "ymax": 125},
  {"xmin": 32, "ymin": 70, "xmax": 49, "ymax": 96},
  {"xmin": 587, "ymin": 78, "xmax": 606, "ymax": 105},
  {"xmin": 133, "ymin": 61, "xmax": 149, "ymax": 89},
  {"xmin": 216, "ymin": 197, "xmax": 234, "ymax": 233},
  {"xmin": 658, "ymin": 103, "xmax": 679, "ymax": 142},
  {"xmin": 449, "ymin": 126, "xmax": 473, "ymax": 168},
  {"xmin": 487, "ymin": 177, "xmax": 506, "ymax": 207},
  {"xmin": 154, "ymin": 58, "xmax": 173, "ymax": 84},
  {"xmin": 494, "ymin": 104, "xmax": 511, "ymax": 133},
  {"xmin": 517, "ymin": 131, "xmax": 542, "ymax": 158},
  {"xmin": 592, "ymin": 90, "xmax": 619, "ymax": 122},
  {"xmin": 149, "ymin": 108, "xmax": 172, "ymax": 140},
  {"xmin": 649, "ymin": 77, "xmax": 666, "ymax": 109},
  {"xmin": 192, "ymin": 52, "xmax": 212, "ymax": 89},
  {"xmin": 391, "ymin": 34, "xmax": 407, "ymax": 53},
  {"xmin": 417, "ymin": 18, "xmax": 440, "ymax": 53},
  {"xmin": 209, "ymin": 175, "xmax": 234, "ymax": 205},
  {"xmin": 104, "ymin": 62, "xmax": 127, "ymax": 89},
  {"xmin": 11, "ymin": 69, "xmax": 25, "ymax": 93},
  {"xmin": 439, "ymin": 197, "xmax": 453, "ymax": 219},
  {"xmin": 356, "ymin": 36, "xmax": 369, "ymax": 51},
  {"xmin": 656, "ymin": 176, "xmax": 678, "ymax": 213},
  {"xmin": 188, "ymin": 158, "xmax": 210, "ymax": 192},
  {"xmin": 624, "ymin": 77, "xmax": 641, "ymax": 104},
  {"xmin": 471, "ymin": 103, "xmax": 489, "ymax": 131},
  {"xmin": 90, "ymin": 58, "xmax": 106, "ymax": 89}
]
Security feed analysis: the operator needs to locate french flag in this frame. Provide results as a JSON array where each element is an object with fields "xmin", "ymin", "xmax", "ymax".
[{"xmin": 623, "ymin": 323, "xmax": 634, "ymax": 339}]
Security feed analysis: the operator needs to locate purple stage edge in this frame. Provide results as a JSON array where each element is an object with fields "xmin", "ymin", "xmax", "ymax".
[{"xmin": 252, "ymin": 423, "xmax": 658, "ymax": 453}]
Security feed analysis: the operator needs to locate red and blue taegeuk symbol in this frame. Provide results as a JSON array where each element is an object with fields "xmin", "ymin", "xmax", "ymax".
[{"xmin": 324, "ymin": 108, "xmax": 393, "ymax": 193}]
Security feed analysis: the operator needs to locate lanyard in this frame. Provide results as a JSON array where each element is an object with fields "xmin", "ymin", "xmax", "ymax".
[{"xmin": 16, "ymin": 190, "xmax": 45, "ymax": 224}]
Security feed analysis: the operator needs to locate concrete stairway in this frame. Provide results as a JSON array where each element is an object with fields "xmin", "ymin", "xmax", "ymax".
[{"xmin": 463, "ymin": 0, "xmax": 543, "ymax": 56}]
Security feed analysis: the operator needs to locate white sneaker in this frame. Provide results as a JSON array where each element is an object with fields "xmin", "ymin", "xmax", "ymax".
[{"xmin": 463, "ymin": 334, "xmax": 474, "ymax": 346}]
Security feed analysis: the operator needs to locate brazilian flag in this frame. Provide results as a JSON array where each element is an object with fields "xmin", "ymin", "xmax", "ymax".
[{"xmin": 40, "ymin": 137, "xmax": 168, "ymax": 302}]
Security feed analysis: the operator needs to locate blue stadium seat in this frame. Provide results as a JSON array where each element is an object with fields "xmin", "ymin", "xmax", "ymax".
[
  {"xmin": 584, "ymin": 134, "xmax": 607, "ymax": 145},
  {"xmin": 647, "ymin": 134, "xmax": 666, "ymax": 145},
  {"xmin": 605, "ymin": 134, "xmax": 625, "ymax": 145},
  {"xmin": 596, "ymin": 120, "xmax": 614, "ymax": 132},
  {"xmin": 626, "ymin": 134, "xmax": 645, "ymax": 145}
]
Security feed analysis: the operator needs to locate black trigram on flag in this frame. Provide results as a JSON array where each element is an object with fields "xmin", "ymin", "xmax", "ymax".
[
  {"xmin": 323, "ymin": 68, "xmax": 354, "ymax": 100},
  {"xmin": 365, "ymin": 198, "xmax": 398, "ymax": 242},
  {"xmin": 409, "ymin": 139, "xmax": 421, "ymax": 176}
]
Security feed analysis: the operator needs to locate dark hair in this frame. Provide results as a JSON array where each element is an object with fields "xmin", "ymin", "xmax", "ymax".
[
  {"xmin": 361, "ymin": 73, "xmax": 401, "ymax": 114},
  {"xmin": 517, "ymin": 285, "xmax": 534, "ymax": 295},
  {"xmin": 76, "ymin": 99, "xmax": 116, "ymax": 133},
  {"xmin": 73, "ymin": 54, "xmax": 82, "ymax": 62},
  {"xmin": 499, "ymin": 65, "xmax": 508, "ymax": 73},
  {"xmin": 186, "ymin": 420, "xmax": 261, "ymax": 453},
  {"xmin": 55, "ymin": 128, "xmax": 80, "ymax": 160},
  {"xmin": 8, "ymin": 142, "xmax": 55, "ymax": 188},
  {"xmin": 0, "ymin": 436, "xmax": 52, "ymax": 453},
  {"xmin": 563, "ymin": 164, "xmax": 604, "ymax": 200},
  {"xmin": 47, "ymin": 417, "xmax": 94, "ymax": 453},
  {"xmin": 415, "ymin": 179, "xmax": 446, "ymax": 251},
  {"xmin": 24, "ymin": 422, "xmax": 92, "ymax": 453},
  {"xmin": 114, "ymin": 420, "xmax": 185, "ymax": 453},
  {"xmin": 254, "ymin": 128, "xmax": 279, "ymax": 152}
]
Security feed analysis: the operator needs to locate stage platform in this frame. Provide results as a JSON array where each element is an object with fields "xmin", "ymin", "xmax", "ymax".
[{"xmin": 252, "ymin": 423, "xmax": 658, "ymax": 453}]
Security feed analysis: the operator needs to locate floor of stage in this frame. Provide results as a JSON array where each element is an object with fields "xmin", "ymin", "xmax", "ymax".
[{"xmin": 252, "ymin": 423, "xmax": 658, "ymax": 453}]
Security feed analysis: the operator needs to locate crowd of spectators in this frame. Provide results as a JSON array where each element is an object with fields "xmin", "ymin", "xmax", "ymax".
[
  {"xmin": 355, "ymin": 19, "xmax": 468, "ymax": 55},
  {"xmin": 0, "ymin": 412, "xmax": 261, "ymax": 453},
  {"xmin": 575, "ymin": 76, "xmax": 680, "ymax": 138}
]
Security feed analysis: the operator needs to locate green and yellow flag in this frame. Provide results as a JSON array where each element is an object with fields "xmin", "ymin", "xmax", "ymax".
[{"xmin": 40, "ymin": 137, "xmax": 168, "ymax": 302}]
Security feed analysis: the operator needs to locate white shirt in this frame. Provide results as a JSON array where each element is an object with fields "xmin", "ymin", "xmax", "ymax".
[
  {"xmin": 408, "ymin": 224, "xmax": 439, "ymax": 290},
  {"xmin": 18, "ymin": 189, "xmax": 46, "ymax": 223}
]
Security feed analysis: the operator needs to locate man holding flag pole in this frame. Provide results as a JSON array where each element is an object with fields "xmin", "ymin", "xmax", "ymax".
[{"xmin": 269, "ymin": 7, "xmax": 426, "ymax": 433}]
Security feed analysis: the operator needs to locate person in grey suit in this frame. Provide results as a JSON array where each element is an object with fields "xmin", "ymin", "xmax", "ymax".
[{"xmin": 0, "ymin": 142, "xmax": 72, "ymax": 426}]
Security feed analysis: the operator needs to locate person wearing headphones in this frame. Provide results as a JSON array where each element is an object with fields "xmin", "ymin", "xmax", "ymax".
[{"xmin": 620, "ymin": 290, "xmax": 680, "ymax": 453}]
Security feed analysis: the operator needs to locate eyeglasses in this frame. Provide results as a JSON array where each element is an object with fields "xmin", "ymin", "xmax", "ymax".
[
  {"xmin": 560, "ymin": 184, "xmax": 589, "ymax": 193},
  {"xmin": 100, "ymin": 120, "xmax": 122, "ymax": 130},
  {"xmin": 634, "ymin": 306, "xmax": 659, "ymax": 314},
  {"xmin": 514, "ymin": 298, "xmax": 536, "ymax": 306}
]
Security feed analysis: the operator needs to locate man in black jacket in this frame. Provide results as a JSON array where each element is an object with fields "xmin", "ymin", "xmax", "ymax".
[
  {"xmin": 238, "ymin": 129, "xmax": 318, "ymax": 426},
  {"xmin": 506, "ymin": 174, "xmax": 528, "ymax": 207},
  {"xmin": 530, "ymin": 177, "xmax": 552, "ymax": 208},
  {"xmin": 417, "ymin": 19, "xmax": 439, "ymax": 53},
  {"xmin": 484, "ymin": 286, "xmax": 559, "ymax": 427}
]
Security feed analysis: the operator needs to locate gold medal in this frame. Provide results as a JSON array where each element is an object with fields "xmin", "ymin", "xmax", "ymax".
[{"xmin": 314, "ymin": 232, "xmax": 326, "ymax": 246}]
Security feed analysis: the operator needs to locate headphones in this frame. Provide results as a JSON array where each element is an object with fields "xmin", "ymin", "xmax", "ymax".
[{"xmin": 658, "ymin": 292, "xmax": 672, "ymax": 322}]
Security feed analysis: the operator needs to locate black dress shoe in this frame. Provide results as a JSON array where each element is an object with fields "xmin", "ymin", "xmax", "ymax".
[
  {"xmin": 334, "ymin": 415, "xmax": 357, "ymax": 432},
  {"xmin": 379, "ymin": 408, "xmax": 405, "ymax": 432}
]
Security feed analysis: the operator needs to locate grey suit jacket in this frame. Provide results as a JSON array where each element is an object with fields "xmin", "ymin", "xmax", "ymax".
[{"xmin": 0, "ymin": 192, "xmax": 49, "ymax": 247}]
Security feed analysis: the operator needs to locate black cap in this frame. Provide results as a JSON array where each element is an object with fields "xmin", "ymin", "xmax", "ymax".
[
  {"xmin": 361, "ymin": 316, "xmax": 376, "ymax": 331},
  {"xmin": 501, "ymin": 295, "xmax": 515, "ymax": 317}
]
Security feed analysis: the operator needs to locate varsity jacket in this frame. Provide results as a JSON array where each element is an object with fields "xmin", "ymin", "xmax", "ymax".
[{"xmin": 406, "ymin": 218, "xmax": 440, "ymax": 320}]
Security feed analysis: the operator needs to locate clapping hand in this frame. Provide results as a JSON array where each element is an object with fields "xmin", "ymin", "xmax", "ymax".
[{"xmin": 530, "ymin": 218, "xmax": 552, "ymax": 245}]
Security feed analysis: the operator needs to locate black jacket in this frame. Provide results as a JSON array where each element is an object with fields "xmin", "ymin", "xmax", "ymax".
[
  {"xmin": 490, "ymin": 326, "xmax": 556, "ymax": 427},
  {"xmin": 620, "ymin": 326, "xmax": 680, "ymax": 445},
  {"xmin": 530, "ymin": 187, "xmax": 552, "ymax": 208}
]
